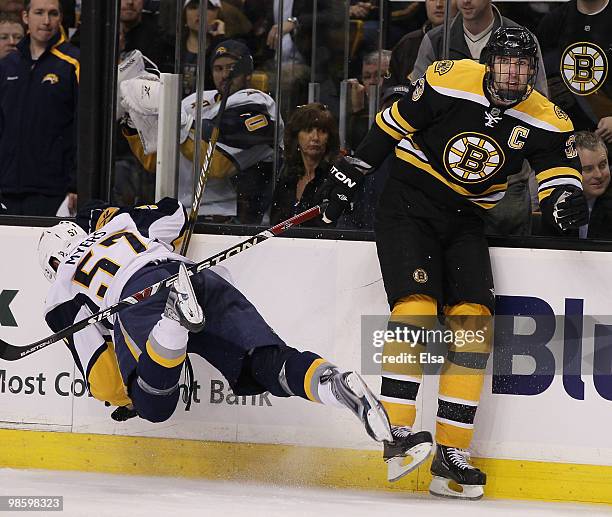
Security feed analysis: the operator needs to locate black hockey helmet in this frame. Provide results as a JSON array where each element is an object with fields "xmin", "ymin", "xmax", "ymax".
[{"xmin": 484, "ymin": 26, "xmax": 538, "ymax": 105}]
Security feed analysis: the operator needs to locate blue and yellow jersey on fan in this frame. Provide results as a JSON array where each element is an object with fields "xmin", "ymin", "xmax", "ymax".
[{"xmin": 372, "ymin": 59, "xmax": 582, "ymax": 209}]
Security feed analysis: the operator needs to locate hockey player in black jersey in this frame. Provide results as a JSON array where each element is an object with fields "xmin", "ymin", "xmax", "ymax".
[
  {"xmin": 317, "ymin": 27, "xmax": 589, "ymax": 499},
  {"xmin": 38, "ymin": 198, "xmax": 392, "ymax": 444}
]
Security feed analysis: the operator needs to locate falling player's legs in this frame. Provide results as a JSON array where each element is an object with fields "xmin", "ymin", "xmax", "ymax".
[
  {"xmin": 186, "ymin": 268, "xmax": 391, "ymax": 443},
  {"xmin": 113, "ymin": 262, "xmax": 203, "ymax": 423}
]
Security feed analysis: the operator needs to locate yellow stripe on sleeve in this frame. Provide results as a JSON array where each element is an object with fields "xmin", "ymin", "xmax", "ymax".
[
  {"xmin": 538, "ymin": 187, "xmax": 556, "ymax": 202},
  {"xmin": 375, "ymin": 111, "xmax": 404, "ymax": 140},
  {"xmin": 391, "ymin": 102, "xmax": 417, "ymax": 133},
  {"xmin": 536, "ymin": 166, "xmax": 582, "ymax": 183}
]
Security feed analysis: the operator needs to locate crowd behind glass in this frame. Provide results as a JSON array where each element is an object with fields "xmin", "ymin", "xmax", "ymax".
[{"xmin": 0, "ymin": 0, "xmax": 609, "ymax": 241}]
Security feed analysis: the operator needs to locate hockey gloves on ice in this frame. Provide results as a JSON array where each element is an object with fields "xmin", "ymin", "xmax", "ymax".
[
  {"xmin": 318, "ymin": 156, "xmax": 372, "ymax": 224},
  {"xmin": 546, "ymin": 185, "xmax": 589, "ymax": 233}
]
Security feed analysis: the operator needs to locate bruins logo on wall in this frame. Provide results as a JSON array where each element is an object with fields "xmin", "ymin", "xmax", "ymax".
[
  {"xmin": 560, "ymin": 42, "xmax": 608, "ymax": 96},
  {"xmin": 443, "ymin": 132, "xmax": 505, "ymax": 183},
  {"xmin": 434, "ymin": 60, "xmax": 454, "ymax": 76}
]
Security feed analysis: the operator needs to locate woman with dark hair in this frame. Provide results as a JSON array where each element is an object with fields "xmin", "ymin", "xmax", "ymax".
[
  {"xmin": 182, "ymin": 0, "xmax": 226, "ymax": 96},
  {"xmin": 271, "ymin": 103, "xmax": 339, "ymax": 225}
]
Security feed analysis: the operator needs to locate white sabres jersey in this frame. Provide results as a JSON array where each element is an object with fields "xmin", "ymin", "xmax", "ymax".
[
  {"xmin": 178, "ymin": 88, "xmax": 280, "ymax": 216},
  {"xmin": 43, "ymin": 200, "xmax": 189, "ymax": 407}
]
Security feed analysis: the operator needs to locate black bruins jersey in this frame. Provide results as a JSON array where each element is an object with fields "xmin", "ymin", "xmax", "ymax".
[
  {"xmin": 537, "ymin": 0, "xmax": 612, "ymax": 125},
  {"xmin": 368, "ymin": 59, "xmax": 581, "ymax": 209}
]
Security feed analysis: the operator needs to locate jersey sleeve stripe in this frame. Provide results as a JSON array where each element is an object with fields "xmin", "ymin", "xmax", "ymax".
[
  {"xmin": 376, "ymin": 110, "xmax": 404, "ymax": 140},
  {"xmin": 391, "ymin": 102, "xmax": 417, "ymax": 133},
  {"xmin": 538, "ymin": 187, "xmax": 555, "ymax": 202},
  {"xmin": 506, "ymin": 106, "xmax": 569, "ymax": 132},
  {"xmin": 536, "ymin": 166, "xmax": 582, "ymax": 183},
  {"xmin": 537, "ymin": 176, "xmax": 583, "ymax": 196}
]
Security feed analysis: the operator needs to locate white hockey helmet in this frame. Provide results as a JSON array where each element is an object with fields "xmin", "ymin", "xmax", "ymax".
[{"xmin": 38, "ymin": 221, "xmax": 86, "ymax": 282}]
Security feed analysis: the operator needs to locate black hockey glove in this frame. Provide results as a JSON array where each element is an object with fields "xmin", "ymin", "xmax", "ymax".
[
  {"xmin": 111, "ymin": 405, "xmax": 138, "ymax": 422},
  {"xmin": 545, "ymin": 185, "xmax": 589, "ymax": 233},
  {"xmin": 317, "ymin": 156, "xmax": 372, "ymax": 224}
]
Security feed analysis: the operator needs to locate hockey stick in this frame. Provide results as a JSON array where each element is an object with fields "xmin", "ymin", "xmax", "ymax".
[
  {"xmin": 180, "ymin": 54, "xmax": 253, "ymax": 256},
  {"xmin": 0, "ymin": 203, "xmax": 326, "ymax": 362}
]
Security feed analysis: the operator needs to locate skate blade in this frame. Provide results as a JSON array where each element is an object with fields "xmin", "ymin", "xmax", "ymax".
[
  {"xmin": 429, "ymin": 476, "xmax": 484, "ymax": 500},
  {"xmin": 177, "ymin": 264, "xmax": 204, "ymax": 327},
  {"xmin": 386, "ymin": 442, "xmax": 433, "ymax": 482},
  {"xmin": 346, "ymin": 373, "xmax": 393, "ymax": 443}
]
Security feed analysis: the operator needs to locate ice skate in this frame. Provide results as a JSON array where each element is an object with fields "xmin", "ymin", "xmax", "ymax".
[
  {"xmin": 384, "ymin": 426, "xmax": 433, "ymax": 482},
  {"xmin": 429, "ymin": 444, "xmax": 486, "ymax": 500},
  {"xmin": 164, "ymin": 263, "xmax": 205, "ymax": 333},
  {"xmin": 322, "ymin": 371, "xmax": 393, "ymax": 442}
]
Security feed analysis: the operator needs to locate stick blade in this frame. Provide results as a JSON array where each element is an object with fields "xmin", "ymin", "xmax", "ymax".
[{"xmin": 0, "ymin": 337, "xmax": 23, "ymax": 361}]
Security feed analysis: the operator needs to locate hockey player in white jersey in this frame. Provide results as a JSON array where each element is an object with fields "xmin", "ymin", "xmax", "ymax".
[
  {"xmin": 118, "ymin": 40, "xmax": 278, "ymax": 223},
  {"xmin": 38, "ymin": 198, "xmax": 392, "ymax": 443}
]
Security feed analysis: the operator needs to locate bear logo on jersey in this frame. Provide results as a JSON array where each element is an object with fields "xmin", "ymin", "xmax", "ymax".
[
  {"xmin": 412, "ymin": 78, "xmax": 425, "ymax": 101},
  {"xmin": 560, "ymin": 42, "xmax": 608, "ymax": 96},
  {"xmin": 434, "ymin": 60, "xmax": 454, "ymax": 76},
  {"xmin": 443, "ymin": 132, "xmax": 505, "ymax": 183},
  {"xmin": 413, "ymin": 268, "xmax": 428, "ymax": 283}
]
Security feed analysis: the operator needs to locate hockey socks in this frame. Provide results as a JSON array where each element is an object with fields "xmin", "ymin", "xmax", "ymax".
[{"xmin": 131, "ymin": 315, "xmax": 188, "ymax": 423}]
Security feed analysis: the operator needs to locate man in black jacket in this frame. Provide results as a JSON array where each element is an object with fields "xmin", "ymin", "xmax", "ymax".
[
  {"xmin": 0, "ymin": 0, "xmax": 79, "ymax": 216},
  {"xmin": 573, "ymin": 131, "xmax": 611, "ymax": 239}
]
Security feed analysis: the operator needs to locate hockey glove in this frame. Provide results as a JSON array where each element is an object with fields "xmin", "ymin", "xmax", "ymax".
[
  {"xmin": 317, "ymin": 156, "xmax": 372, "ymax": 224},
  {"xmin": 111, "ymin": 405, "xmax": 138, "ymax": 422},
  {"xmin": 546, "ymin": 185, "xmax": 589, "ymax": 233}
]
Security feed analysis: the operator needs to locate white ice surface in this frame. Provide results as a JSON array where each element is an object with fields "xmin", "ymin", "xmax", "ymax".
[{"xmin": 0, "ymin": 468, "xmax": 610, "ymax": 517}]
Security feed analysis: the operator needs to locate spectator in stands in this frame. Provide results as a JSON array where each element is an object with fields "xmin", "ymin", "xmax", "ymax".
[
  {"xmin": 271, "ymin": 103, "xmax": 339, "ymax": 225},
  {"xmin": 263, "ymin": 0, "xmax": 344, "ymax": 116},
  {"xmin": 347, "ymin": 49, "xmax": 391, "ymax": 151},
  {"xmin": 120, "ymin": 40, "xmax": 277, "ymax": 224},
  {"xmin": 0, "ymin": 0, "xmax": 79, "ymax": 216},
  {"xmin": 0, "ymin": 0, "xmax": 23, "ymax": 15},
  {"xmin": 121, "ymin": 0, "xmax": 174, "ymax": 73},
  {"xmin": 182, "ymin": 0, "xmax": 226, "ymax": 95},
  {"xmin": 409, "ymin": 0, "xmax": 548, "ymax": 236},
  {"xmin": 0, "ymin": 12, "xmax": 23, "ymax": 59},
  {"xmin": 384, "ymin": 0, "xmax": 457, "ymax": 90},
  {"xmin": 539, "ymin": 130, "xmax": 612, "ymax": 239},
  {"xmin": 576, "ymin": 131, "xmax": 612, "ymax": 239},
  {"xmin": 411, "ymin": 0, "xmax": 547, "ymax": 92},
  {"xmin": 536, "ymin": 0, "xmax": 611, "ymax": 147}
]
